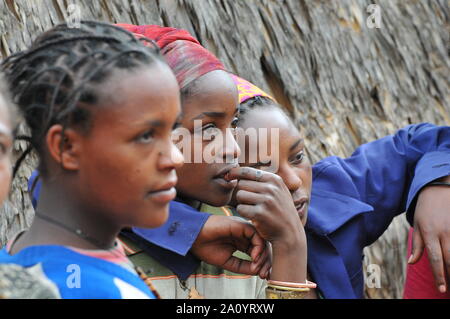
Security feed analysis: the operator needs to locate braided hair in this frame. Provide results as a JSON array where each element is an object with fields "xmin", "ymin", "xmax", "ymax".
[
  {"xmin": 238, "ymin": 95, "xmax": 289, "ymax": 122},
  {"xmin": 1, "ymin": 21, "xmax": 163, "ymax": 177}
]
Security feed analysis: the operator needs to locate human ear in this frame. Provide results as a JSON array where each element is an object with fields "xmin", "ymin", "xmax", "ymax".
[{"xmin": 45, "ymin": 125, "xmax": 82, "ymax": 171}]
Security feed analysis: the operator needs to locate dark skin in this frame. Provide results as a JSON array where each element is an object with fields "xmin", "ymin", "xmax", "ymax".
[
  {"xmin": 174, "ymin": 70, "xmax": 240, "ymax": 207},
  {"xmin": 227, "ymin": 107, "xmax": 311, "ymax": 285},
  {"xmin": 173, "ymin": 70, "xmax": 271, "ymax": 275},
  {"xmin": 410, "ymin": 174, "xmax": 450, "ymax": 293},
  {"xmin": 11, "ymin": 62, "xmax": 184, "ymax": 253},
  {"xmin": 232, "ymin": 105, "xmax": 449, "ymax": 295}
]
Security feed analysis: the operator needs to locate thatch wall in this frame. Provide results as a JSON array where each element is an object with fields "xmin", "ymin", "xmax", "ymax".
[{"xmin": 0, "ymin": 0, "xmax": 448, "ymax": 298}]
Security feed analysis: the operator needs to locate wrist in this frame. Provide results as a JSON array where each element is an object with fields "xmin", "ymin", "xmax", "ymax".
[
  {"xmin": 419, "ymin": 175, "xmax": 450, "ymax": 197},
  {"xmin": 270, "ymin": 239, "xmax": 307, "ymax": 283},
  {"xmin": 271, "ymin": 231, "xmax": 307, "ymax": 255}
]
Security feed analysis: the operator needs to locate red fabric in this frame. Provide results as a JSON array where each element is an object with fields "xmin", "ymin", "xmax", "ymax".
[
  {"xmin": 116, "ymin": 23, "xmax": 225, "ymax": 89},
  {"xmin": 403, "ymin": 227, "xmax": 450, "ymax": 299}
]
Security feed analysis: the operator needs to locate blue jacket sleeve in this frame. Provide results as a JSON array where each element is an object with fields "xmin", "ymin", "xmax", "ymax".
[
  {"xmin": 132, "ymin": 201, "xmax": 210, "ymax": 256},
  {"xmin": 312, "ymin": 123, "xmax": 450, "ymax": 245}
]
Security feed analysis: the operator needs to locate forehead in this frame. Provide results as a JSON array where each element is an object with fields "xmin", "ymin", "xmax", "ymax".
[
  {"xmin": 90, "ymin": 62, "xmax": 180, "ymax": 126},
  {"xmin": 240, "ymin": 107, "xmax": 303, "ymax": 154},
  {"xmin": 181, "ymin": 70, "xmax": 238, "ymax": 118},
  {"xmin": 242, "ymin": 107, "xmax": 297, "ymax": 132}
]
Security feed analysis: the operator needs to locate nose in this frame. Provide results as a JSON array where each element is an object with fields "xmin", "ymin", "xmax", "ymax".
[
  {"xmin": 158, "ymin": 139, "xmax": 184, "ymax": 170},
  {"xmin": 278, "ymin": 164, "xmax": 302, "ymax": 193},
  {"xmin": 222, "ymin": 128, "xmax": 241, "ymax": 164}
]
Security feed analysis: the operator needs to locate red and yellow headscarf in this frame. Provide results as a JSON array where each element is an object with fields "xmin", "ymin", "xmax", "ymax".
[
  {"xmin": 229, "ymin": 74, "xmax": 274, "ymax": 104},
  {"xmin": 116, "ymin": 24, "xmax": 274, "ymax": 106},
  {"xmin": 116, "ymin": 24, "xmax": 225, "ymax": 89}
]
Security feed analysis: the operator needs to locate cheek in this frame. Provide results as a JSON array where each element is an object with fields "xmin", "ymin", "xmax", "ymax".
[
  {"xmin": 301, "ymin": 166, "xmax": 313, "ymax": 190},
  {"xmin": 82, "ymin": 146, "xmax": 151, "ymax": 189},
  {"xmin": 176, "ymin": 162, "xmax": 209, "ymax": 183}
]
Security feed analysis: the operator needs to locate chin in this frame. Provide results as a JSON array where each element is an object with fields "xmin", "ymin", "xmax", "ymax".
[
  {"xmin": 140, "ymin": 206, "xmax": 170, "ymax": 228},
  {"xmin": 200, "ymin": 192, "xmax": 232, "ymax": 208}
]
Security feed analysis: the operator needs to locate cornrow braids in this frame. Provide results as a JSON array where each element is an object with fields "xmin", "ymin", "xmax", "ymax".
[
  {"xmin": 237, "ymin": 95, "xmax": 293, "ymax": 129},
  {"xmin": 1, "ymin": 21, "xmax": 163, "ymax": 177},
  {"xmin": 238, "ymin": 95, "xmax": 281, "ymax": 116}
]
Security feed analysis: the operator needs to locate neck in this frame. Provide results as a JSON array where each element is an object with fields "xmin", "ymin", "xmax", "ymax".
[{"xmin": 17, "ymin": 179, "xmax": 119, "ymax": 252}]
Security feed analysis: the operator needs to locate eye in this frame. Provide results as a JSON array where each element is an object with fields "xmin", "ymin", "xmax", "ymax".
[
  {"xmin": 231, "ymin": 117, "xmax": 239, "ymax": 129},
  {"xmin": 229, "ymin": 117, "xmax": 240, "ymax": 136},
  {"xmin": 290, "ymin": 151, "xmax": 305, "ymax": 165},
  {"xmin": 201, "ymin": 123, "xmax": 219, "ymax": 141},
  {"xmin": 137, "ymin": 130, "xmax": 155, "ymax": 143}
]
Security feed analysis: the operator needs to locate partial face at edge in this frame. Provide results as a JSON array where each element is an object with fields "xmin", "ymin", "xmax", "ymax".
[{"xmin": 0, "ymin": 95, "xmax": 13, "ymax": 206}]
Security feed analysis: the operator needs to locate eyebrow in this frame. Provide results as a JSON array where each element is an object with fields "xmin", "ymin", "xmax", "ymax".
[
  {"xmin": 146, "ymin": 120, "xmax": 165, "ymax": 128},
  {"xmin": 192, "ymin": 112, "xmax": 226, "ymax": 121},
  {"xmin": 289, "ymin": 138, "xmax": 304, "ymax": 152},
  {"xmin": 192, "ymin": 107, "xmax": 239, "ymax": 121}
]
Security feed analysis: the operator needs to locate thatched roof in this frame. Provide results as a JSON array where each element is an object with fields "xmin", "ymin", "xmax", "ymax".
[{"xmin": 0, "ymin": 0, "xmax": 448, "ymax": 298}]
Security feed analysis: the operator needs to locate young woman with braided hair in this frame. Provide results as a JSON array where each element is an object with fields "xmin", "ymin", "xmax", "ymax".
[{"xmin": 0, "ymin": 20, "xmax": 185, "ymax": 298}]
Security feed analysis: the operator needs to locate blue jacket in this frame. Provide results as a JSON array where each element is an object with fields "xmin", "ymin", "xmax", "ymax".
[{"xmin": 29, "ymin": 123, "xmax": 450, "ymax": 298}]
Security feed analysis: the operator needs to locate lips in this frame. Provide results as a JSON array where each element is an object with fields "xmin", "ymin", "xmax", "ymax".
[
  {"xmin": 294, "ymin": 197, "xmax": 309, "ymax": 218},
  {"xmin": 147, "ymin": 179, "xmax": 177, "ymax": 204},
  {"xmin": 213, "ymin": 164, "xmax": 239, "ymax": 190}
]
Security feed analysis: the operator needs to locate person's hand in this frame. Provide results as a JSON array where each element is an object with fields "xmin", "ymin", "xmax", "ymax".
[
  {"xmin": 190, "ymin": 215, "xmax": 272, "ymax": 279},
  {"xmin": 227, "ymin": 167, "xmax": 304, "ymax": 245},
  {"xmin": 409, "ymin": 175, "xmax": 450, "ymax": 293},
  {"xmin": 227, "ymin": 166, "xmax": 307, "ymax": 282}
]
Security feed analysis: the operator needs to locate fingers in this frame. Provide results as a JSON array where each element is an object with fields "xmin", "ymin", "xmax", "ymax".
[
  {"xmin": 408, "ymin": 226, "xmax": 425, "ymax": 264},
  {"xmin": 235, "ymin": 189, "xmax": 265, "ymax": 205},
  {"xmin": 423, "ymin": 234, "xmax": 447, "ymax": 293},
  {"xmin": 249, "ymin": 241, "xmax": 270, "ymax": 274},
  {"xmin": 236, "ymin": 204, "xmax": 261, "ymax": 221},
  {"xmin": 248, "ymin": 227, "xmax": 265, "ymax": 260},
  {"xmin": 235, "ymin": 179, "xmax": 267, "ymax": 194},
  {"xmin": 222, "ymin": 255, "xmax": 256, "ymax": 275},
  {"xmin": 443, "ymin": 237, "xmax": 450, "ymax": 290},
  {"xmin": 258, "ymin": 258, "xmax": 272, "ymax": 279},
  {"xmin": 222, "ymin": 228, "xmax": 270, "ymax": 276},
  {"xmin": 228, "ymin": 167, "xmax": 277, "ymax": 183}
]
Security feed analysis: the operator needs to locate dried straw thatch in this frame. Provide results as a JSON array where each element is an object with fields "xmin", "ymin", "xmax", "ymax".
[{"xmin": 0, "ymin": 0, "xmax": 448, "ymax": 298}]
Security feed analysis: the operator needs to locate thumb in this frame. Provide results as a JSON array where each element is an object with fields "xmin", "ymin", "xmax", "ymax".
[{"xmin": 408, "ymin": 226, "xmax": 425, "ymax": 264}]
